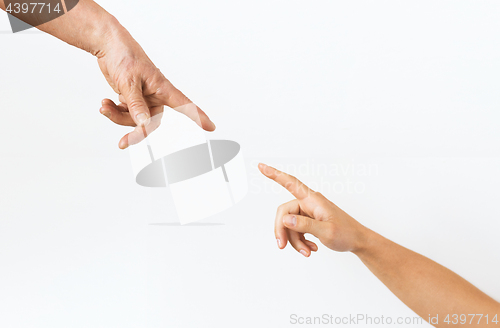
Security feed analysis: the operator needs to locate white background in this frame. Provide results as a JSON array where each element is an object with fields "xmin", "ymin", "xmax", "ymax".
[{"xmin": 1, "ymin": 1, "xmax": 499, "ymax": 327}]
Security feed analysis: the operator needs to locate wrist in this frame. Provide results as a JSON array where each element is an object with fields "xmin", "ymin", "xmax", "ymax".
[
  {"xmin": 89, "ymin": 14, "xmax": 124, "ymax": 58},
  {"xmin": 351, "ymin": 225, "xmax": 379, "ymax": 258}
]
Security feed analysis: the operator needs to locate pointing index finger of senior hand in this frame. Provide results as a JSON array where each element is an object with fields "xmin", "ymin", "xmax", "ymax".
[
  {"xmin": 157, "ymin": 81, "xmax": 216, "ymax": 132},
  {"xmin": 258, "ymin": 163, "xmax": 313, "ymax": 200}
]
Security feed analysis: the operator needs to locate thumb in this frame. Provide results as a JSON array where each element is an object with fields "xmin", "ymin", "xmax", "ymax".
[
  {"xmin": 282, "ymin": 214, "xmax": 331, "ymax": 240},
  {"xmin": 122, "ymin": 84, "xmax": 151, "ymax": 127}
]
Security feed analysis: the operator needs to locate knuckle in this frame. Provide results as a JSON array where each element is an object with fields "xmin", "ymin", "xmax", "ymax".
[
  {"xmin": 157, "ymin": 83, "xmax": 173, "ymax": 99},
  {"xmin": 284, "ymin": 181, "xmax": 294, "ymax": 191},
  {"xmin": 313, "ymin": 191, "xmax": 324, "ymax": 198},
  {"xmin": 301, "ymin": 218, "xmax": 313, "ymax": 231},
  {"xmin": 126, "ymin": 74, "xmax": 139, "ymax": 88},
  {"xmin": 127, "ymin": 99, "xmax": 145, "ymax": 111}
]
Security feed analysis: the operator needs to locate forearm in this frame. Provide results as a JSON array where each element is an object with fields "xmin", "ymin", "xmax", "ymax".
[
  {"xmin": 354, "ymin": 228, "xmax": 500, "ymax": 327},
  {"xmin": 0, "ymin": 0, "xmax": 126, "ymax": 57}
]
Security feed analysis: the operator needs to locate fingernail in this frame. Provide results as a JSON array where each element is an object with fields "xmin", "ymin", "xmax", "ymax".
[
  {"xmin": 210, "ymin": 121, "xmax": 216, "ymax": 130},
  {"xmin": 263, "ymin": 165, "xmax": 273, "ymax": 175},
  {"xmin": 101, "ymin": 110, "xmax": 111, "ymax": 118},
  {"xmin": 284, "ymin": 215, "xmax": 296, "ymax": 227},
  {"xmin": 136, "ymin": 113, "xmax": 150, "ymax": 126},
  {"xmin": 119, "ymin": 140, "xmax": 129, "ymax": 150},
  {"xmin": 277, "ymin": 238, "xmax": 281, "ymax": 248},
  {"xmin": 300, "ymin": 250, "xmax": 308, "ymax": 257}
]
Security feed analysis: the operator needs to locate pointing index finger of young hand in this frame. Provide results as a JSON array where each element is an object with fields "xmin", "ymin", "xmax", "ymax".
[{"xmin": 258, "ymin": 163, "xmax": 313, "ymax": 200}]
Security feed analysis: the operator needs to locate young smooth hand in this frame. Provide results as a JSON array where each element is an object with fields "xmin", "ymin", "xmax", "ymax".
[
  {"xmin": 258, "ymin": 163, "xmax": 369, "ymax": 257},
  {"xmin": 259, "ymin": 163, "xmax": 500, "ymax": 327}
]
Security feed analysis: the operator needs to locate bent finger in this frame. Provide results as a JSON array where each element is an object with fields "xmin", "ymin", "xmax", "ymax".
[
  {"xmin": 288, "ymin": 230, "xmax": 311, "ymax": 257},
  {"xmin": 275, "ymin": 199, "xmax": 300, "ymax": 250},
  {"xmin": 119, "ymin": 106, "xmax": 164, "ymax": 149},
  {"xmin": 304, "ymin": 239, "xmax": 318, "ymax": 252},
  {"xmin": 102, "ymin": 99, "xmax": 128, "ymax": 112},
  {"xmin": 100, "ymin": 102, "xmax": 136, "ymax": 126}
]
